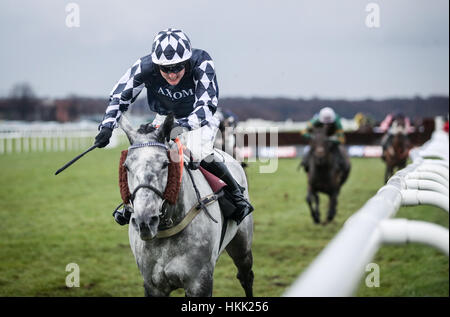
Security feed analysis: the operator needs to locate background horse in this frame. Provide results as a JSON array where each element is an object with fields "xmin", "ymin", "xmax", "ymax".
[
  {"xmin": 382, "ymin": 127, "xmax": 411, "ymax": 183},
  {"xmin": 303, "ymin": 126, "xmax": 349, "ymax": 225},
  {"xmin": 214, "ymin": 108, "xmax": 238, "ymax": 157},
  {"xmin": 119, "ymin": 114, "xmax": 254, "ymax": 297}
]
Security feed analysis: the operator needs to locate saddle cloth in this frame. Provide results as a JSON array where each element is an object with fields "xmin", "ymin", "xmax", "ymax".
[{"xmin": 198, "ymin": 166, "xmax": 227, "ymax": 193}]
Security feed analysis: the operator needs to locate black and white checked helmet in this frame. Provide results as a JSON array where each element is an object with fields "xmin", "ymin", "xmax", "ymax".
[{"xmin": 151, "ymin": 28, "xmax": 192, "ymax": 65}]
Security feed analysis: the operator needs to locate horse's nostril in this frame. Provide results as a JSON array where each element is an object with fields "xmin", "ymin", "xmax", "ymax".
[
  {"xmin": 149, "ymin": 216, "xmax": 159, "ymax": 226},
  {"xmin": 133, "ymin": 215, "xmax": 159, "ymax": 234},
  {"xmin": 139, "ymin": 221, "xmax": 147, "ymax": 231}
]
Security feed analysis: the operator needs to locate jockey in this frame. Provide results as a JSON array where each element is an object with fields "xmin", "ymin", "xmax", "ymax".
[
  {"xmin": 215, "ymin": 108, "xmax": 239, "ymax": 154},
  {"xmin": 94, "ymin": 28, "xmax": 253, "ymax": 226},
  {"xmin": 217, "ymin": 108, "xmax": 239, "ymax": 129},
  {"xmin": 379, "ymin": 112, "xmax": 414, "ymax": 155},
  {"xmin": 300, "ymin": 107, "xmax": 350, "ymax": 174}
]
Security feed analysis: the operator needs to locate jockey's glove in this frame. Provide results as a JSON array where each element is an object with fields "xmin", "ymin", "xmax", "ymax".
[
  {"xmin": 95, "ymin": 127, "xmax": 113, "ymax": 148},
  {"xmin": 328, "ymin": 135, "xmax": 340, "ymax": 144}
]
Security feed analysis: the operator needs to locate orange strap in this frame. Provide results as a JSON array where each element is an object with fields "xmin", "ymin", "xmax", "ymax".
[{"xmin": 174, "ymin": 137, "xmax": 184, "ymax": 183}]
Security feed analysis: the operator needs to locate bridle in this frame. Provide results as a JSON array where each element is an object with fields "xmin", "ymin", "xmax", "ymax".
[
  {"xmin": 127, "ymin": 141, "xmax": 171, "ymax": 223},
  {"xmin": 129, "ymin": 184, "xmax": 166, "ymax": 206}
]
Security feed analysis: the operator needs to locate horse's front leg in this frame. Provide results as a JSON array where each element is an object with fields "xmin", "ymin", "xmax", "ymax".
[
  {"xmin": 184, "ymin": 264, "xmax": 214, "ymax": 297},
  {"xmin": 384, "ymin": 166, "xmax": 392, "ymax": 184},
  {"xmin": 399, "ymin": 158, "xmax": 407, "ymax": 171},
  {"xmin": 306, "ymin": 186, "xmax": 320, "ymax": 224},
  {"xmin": 143, "ymin": 280, "xmax": 171, "ymax": 297},
  {"xmin": 326, "ymin": 192, "xmax": 338, "ymax": 224}
]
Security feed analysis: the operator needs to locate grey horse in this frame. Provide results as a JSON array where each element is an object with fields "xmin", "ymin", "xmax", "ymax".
[{"xmin": 119, "ymin": 114, "xmax": 254, "ymax": 297}]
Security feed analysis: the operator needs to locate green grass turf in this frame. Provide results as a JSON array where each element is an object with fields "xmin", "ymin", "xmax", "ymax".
[{"xmin": 0, "ymin": 149, "xmax": 447, "ymax": 296}]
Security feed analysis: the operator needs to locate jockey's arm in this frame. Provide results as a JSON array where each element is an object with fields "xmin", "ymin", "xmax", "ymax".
[
  {"xmin": 100, "ymin": 58, "xmax": 145, "ymax": 130},
  {"xmin": 334, "ymin": 129, "xmax": 346, "ymax": 144},
  {"xmin": 328, "ymin": 131, "xmax": 345, "ymax": 144},
  {"xmin": 177, "ymin": 54, "xmax": 219, "ymax": 131},
  {"xmin": 301, "ymin": 119, "xmax": 316, "ymax": 140},
  {"xmin": 332, "ymin": 118, "xmax": 346, "ymax": 144},
  {"xmin": 379, "ymin": 114, "xmax": 393, "ymax": 133},
  {"xmin": 405, "ymin": 117, "xmax": 415, "ymax": 133}
]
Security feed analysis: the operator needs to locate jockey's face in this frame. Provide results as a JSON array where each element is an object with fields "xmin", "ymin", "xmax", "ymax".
[{"xmin": 159, "ymin": 64, "xmax": 186, "ymax": 86}]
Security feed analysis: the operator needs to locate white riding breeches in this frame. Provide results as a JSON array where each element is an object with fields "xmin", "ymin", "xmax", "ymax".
[{"xmin": 152, "ymin": 113, "xmax": 220, "ymax": 161}]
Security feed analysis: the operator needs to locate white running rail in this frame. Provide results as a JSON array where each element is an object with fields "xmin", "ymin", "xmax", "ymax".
[
  {"xmin": 0, "ymin": 121, "xmax": 121, "ymax": 154},
  {"xmin": 284, "ymin": 130, "xmax": 449, "ymax": 297}
]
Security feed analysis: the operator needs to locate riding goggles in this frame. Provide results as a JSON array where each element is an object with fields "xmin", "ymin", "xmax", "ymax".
[{"xmin": 159, "ymin": 62, "xmax": 187, "ymax": 74}]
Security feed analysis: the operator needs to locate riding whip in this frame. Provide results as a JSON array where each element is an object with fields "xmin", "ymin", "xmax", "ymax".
[{"xmin": 54, "ymin": 143, "xmax": 99, "ymax": 175}]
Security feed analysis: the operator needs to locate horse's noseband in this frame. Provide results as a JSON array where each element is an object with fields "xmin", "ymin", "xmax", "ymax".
[{"xmin": 129, "ymin": 184, "xmax": 165, "ymax": 204}]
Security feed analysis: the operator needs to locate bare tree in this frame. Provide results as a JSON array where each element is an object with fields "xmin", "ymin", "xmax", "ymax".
[{"xmin": 9, "ymin": 82, "xmax": 39, "ymax": 120}]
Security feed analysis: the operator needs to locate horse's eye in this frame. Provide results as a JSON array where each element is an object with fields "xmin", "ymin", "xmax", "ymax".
[
  {"xmin": 123, "ymin": 163, "xmax": 129, "ymax": 171},
  {"xmin": 162, "ymin": 161, "xmax": 169, "ymax": 169}
]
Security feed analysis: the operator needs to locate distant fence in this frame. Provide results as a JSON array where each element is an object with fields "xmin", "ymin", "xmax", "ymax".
[
  {"xmin": 283, "ymin": 129, "xmax": 449, "ymax": 297},
  {"xmin": 238, "ymin": 145, "xmax": 384, "ymax": 159},
  {"xmin": 0, "ymin": 121, "xmax": 124, "ymax": 154}
]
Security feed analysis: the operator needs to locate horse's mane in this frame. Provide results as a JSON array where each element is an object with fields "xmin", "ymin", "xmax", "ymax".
[{"xmin": 137, "ymin": 123, "xmax": 157, "ymax": 134}]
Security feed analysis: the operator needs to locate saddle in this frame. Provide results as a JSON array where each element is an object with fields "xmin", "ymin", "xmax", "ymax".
[{"xmin": 198, "ymin": 166, "xmax": 227, "ymax": 194}]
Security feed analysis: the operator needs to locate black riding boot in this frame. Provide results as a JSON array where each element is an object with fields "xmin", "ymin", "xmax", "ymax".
[{"xmin": 201, "ymin": 155, "xmax": 254, "ymax": 225}]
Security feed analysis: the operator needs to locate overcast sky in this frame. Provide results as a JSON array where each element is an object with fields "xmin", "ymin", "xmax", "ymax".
[{"xmin": 0, "ymin": 0, "xmax": 448, "ymax": 100}]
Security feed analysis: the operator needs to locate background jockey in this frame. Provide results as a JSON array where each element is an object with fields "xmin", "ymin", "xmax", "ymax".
[
  {"xmin": 94, "ymin": 28, "xmax": 253, "ymax": 226},
  {"xmin": 300, "ymin": 107, "xmax": 350, "ymax": 174},
  {"xmin": 215, "ymin": 108, "xmax": 239, "ymax": 155},
  {"xmin": 379, "ymin": 112, "xmax": 414, "ymax": 154},
  {"xmin": 216, "ymin": 108, "xmax": 239, "ymax": 130}
]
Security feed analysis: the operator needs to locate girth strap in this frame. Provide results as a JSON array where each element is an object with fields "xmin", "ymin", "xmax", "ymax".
[
  {"xmin": 184, "ymin": 162, "xmax": 218, "ymax": 224},
  {"xmin": 156, "ymin": 193, "xmax": 219, "ymax": 238}
]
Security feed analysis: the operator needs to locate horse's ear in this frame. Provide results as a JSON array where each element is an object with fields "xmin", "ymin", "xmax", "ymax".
[
  {"xmin": 118, "ymin": 114, "xmax": 137, "ymax": 145},
  {"xmin": 157, "ymin": 113, "xmax": 175, "ymax": 143}
]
